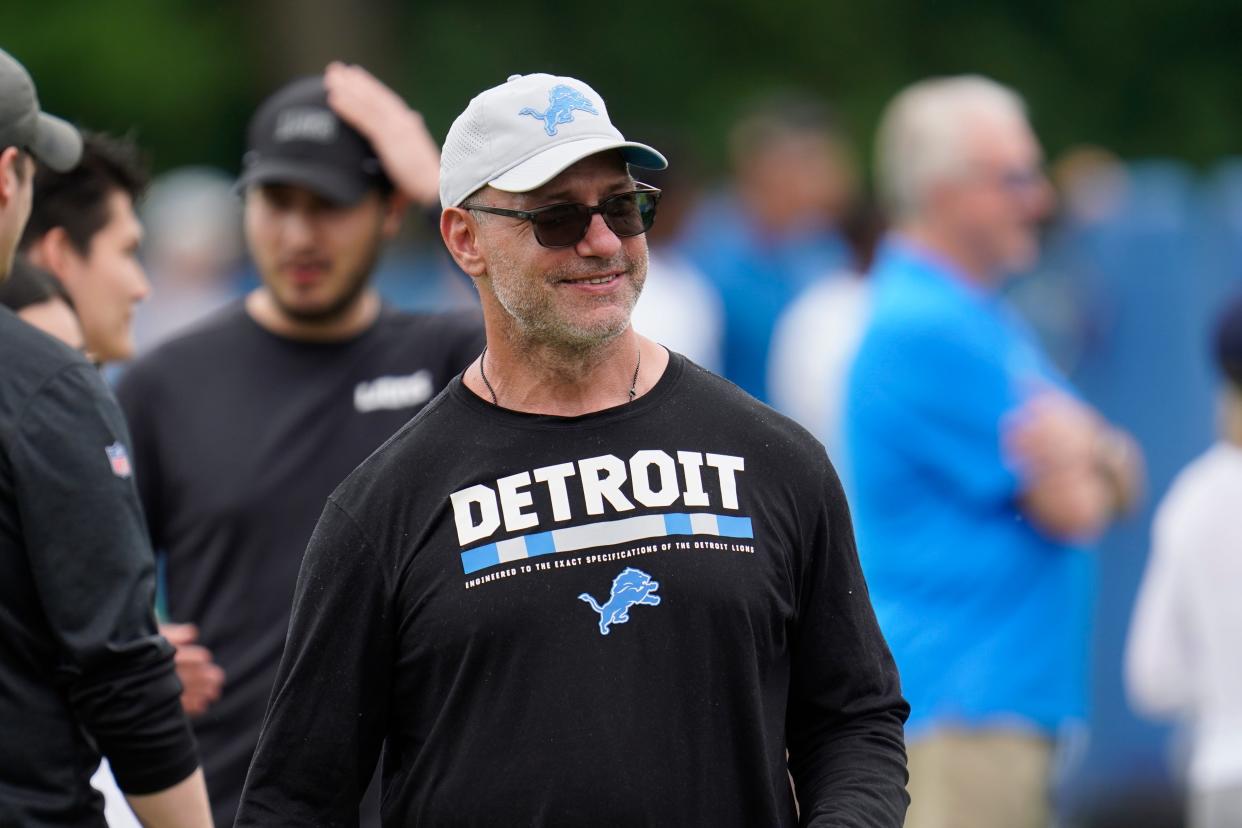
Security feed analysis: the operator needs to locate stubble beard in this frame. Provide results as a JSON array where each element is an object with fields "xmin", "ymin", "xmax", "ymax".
[
  {"xmin": 486, "ymin": 244, "xmax": 648, "ymax": 355},
  {"xmin": 264, "ymin": 232, "xmax": 382, "ymax": 326}
]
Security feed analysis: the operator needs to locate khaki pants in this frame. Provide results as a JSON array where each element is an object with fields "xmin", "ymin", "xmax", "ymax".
[
  {"xmin": 905, "ymin": 727, "xmax": 1053, "ymax": 828},
  {"xmin": 1191, "ymin": 784, "xmax": 1242, "ymax": 828}
]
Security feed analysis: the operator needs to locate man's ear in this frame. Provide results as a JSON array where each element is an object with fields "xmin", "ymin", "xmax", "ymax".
[
  {"xmin": 380, "ymin": 191, "xmax": 409, "ymax": 239},
  {"xmin": 0, "ymin": 147, "xmax": 25, "ymax": 205},
  {"xmin": 922, "ymin": 178, "xmax": 962, "ymax": 224},
  {"xmin": 24, "ymin": 226, "xmax": 79, "ymax": 284},
  {"xmin": 440, "ymin": 207, "xmax": 487, "ymax": 278}
]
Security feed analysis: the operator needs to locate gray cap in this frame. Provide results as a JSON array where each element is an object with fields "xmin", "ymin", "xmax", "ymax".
[
  {"xmin": 440, "ymin": 73, "xmax": 666, "ymax": 208},
  {"xmin": 0, "ymin": 48, "xmax": 82, "ymax": 172}
]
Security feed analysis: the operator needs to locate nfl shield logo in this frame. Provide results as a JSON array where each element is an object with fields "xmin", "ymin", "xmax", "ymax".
[{"xmin": 105, "ymin": 442, "xmax": 132, "ymax": 478}]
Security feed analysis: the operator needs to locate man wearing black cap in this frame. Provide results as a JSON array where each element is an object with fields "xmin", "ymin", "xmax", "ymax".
[
  {"xmin": 0, "ymin": 47, "xmax": 211, "ymax": 826},
  {"xmin": 115, "ymin": 65, "xmax": 482, "ymax": 827}
]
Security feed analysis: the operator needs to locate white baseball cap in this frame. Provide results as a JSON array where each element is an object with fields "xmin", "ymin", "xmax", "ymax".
[{"xmin": 439, "ymin": 73, "xmax": 667, "ymax": 208}]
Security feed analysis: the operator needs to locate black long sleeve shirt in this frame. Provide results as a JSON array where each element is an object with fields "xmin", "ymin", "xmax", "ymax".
[
  {"xmin": 0, "ymin": 308, "xmax": 198, "ymax": 826},
  {"xmin": 115, "ymin": 303, "xmax": 485, "ymax": 828},
  {"xmin": 238, "ymin": 353, "xmax": 908, "ymax": 826}
]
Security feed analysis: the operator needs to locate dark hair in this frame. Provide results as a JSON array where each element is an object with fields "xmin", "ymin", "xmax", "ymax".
[
  {"xmin": 1219, "ymin": 359, "xmax": 1242, "ymax": 393},
  {"xmin": 1213, "ymin": 293, "xmax": 1242, "ymax": 391},
  {"xmin": 19, "ymin": 132, "xmax": 149, "ymax": 255},
  {"xmin": 0, "ymin": 256, "xmax": 73, "ymax": 313},
  {"xmin": 838, "ymin": 197, "xmax": 889, "ymax": 273}
]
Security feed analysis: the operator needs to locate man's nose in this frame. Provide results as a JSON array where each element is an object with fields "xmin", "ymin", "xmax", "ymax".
[
  {"xmin": 134, "ymin": 266, "xmax": 151, "ymax": 302},
  {"xmin": 574, "ymin": 212, "xmax": 622, "ymax": 258},
  {"xmin": 281, "ymin": 210, "xmax": 316, "ymax": 248}
]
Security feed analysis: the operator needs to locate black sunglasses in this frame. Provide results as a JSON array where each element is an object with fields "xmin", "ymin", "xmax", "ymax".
[{"xmin": 464, "ymin": 184, "xmax": 662, "ymax": 249}]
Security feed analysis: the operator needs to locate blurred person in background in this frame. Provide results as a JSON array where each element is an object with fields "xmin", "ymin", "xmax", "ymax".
[
  {"xmin": 18, "ymin": 131, "xmax": 151, "ymax": 365},
  {"xmin": 367, "ymin": 214, "xmax": 481, "ymax": 313},
  {"xmin": 679, "ymin": 91, "xmax": 857, "ymax": 402},
  {"xmin": 629, "ymin": 134, "xmax": 723, "ymax": 371},
  {"xmin": 845, "ymin": 75, "xmax": 1143, "ymax": 828},
  {"xmin": 1126, "ymin": 293, "xmax": 1242, "ymax": 828},
  {"xmin": 1002, "ymin": 145, "xmax": 1133, "ymax": 379},
  {"xmin": 0, "ymin": 46, "xmax": 212, "ymax": 827},
  {"xmin": 16, "ymin": 122, "xmax": 226, "ymax": 732},
  {"xmin": 1, "ymin": 257, "xmax": 152, "ymax": 828},
  {"xmin": 8, "ymin": 135, "xmax": 225, "ymax": 826},
  {"xmin": 1050, "ymin": 145, "xmax": 1131, "ymax": 229},
  {"xmin": 132, "ymin": 166, "xmax": 245, "ymax": 352},
  {"xmin": 367, "ymin": 176, "xmax": 481, "ymax": 314},
  {"xmin": 0, "ymin": 255, "xmax": 85, "ymax": 350},
  {"xmin": 115, "ymin": 63, "xmax": 482, "ymax": 828},
  {"xmin": 767, "ymin": 198, "xmax": 886, "ymax": 458}
]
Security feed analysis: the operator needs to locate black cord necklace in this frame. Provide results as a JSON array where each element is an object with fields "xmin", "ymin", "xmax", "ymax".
[{"xmin": 478, "ymin": 345, "xmax": 642, "ymax": 407}]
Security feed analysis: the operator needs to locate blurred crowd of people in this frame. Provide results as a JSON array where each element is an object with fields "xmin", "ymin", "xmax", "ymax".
[{"xmin": 4, "ymin": 37, "xmax": 1242, "ymax": 828}]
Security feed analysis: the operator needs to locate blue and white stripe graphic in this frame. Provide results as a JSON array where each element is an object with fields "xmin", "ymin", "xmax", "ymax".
[{"xmin": 460, "ymin": 512, "xmax": 754, "ymax": 575}]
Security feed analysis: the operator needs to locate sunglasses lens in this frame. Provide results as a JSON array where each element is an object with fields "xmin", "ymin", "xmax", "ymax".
[
  {"xmin": 598, "ymin": 192, "xmax": 645, "ymax": 238},
  {"xmin": 531, "ymin": 204, "xmax": 591, "ymax": 248},
  {"xmin": 526, "ymin": 190, "xmax": 661, "ymax": 248}
]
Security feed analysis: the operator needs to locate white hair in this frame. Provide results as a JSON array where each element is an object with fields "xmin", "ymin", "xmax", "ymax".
[{"xmin": 875, "ymin": 75, "xmax": 1028, "ymax": 221}]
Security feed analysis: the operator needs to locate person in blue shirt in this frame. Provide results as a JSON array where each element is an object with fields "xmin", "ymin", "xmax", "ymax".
[
  {"xmin": 845, "ymin": 75, "xmax": 1143, "ymax": 828},
  {"xmin": 679, "ymin": 93, "xmax": 855, "ymax": 401}
]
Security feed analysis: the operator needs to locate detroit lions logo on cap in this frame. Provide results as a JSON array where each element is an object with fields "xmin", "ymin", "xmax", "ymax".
[
  {"xmin": 578, "ymin": 567, "xmax": 661, "ymax": 635},
  {"xmin": 518, "ymin": 85, "xmax": 599, "ymax": 137}
]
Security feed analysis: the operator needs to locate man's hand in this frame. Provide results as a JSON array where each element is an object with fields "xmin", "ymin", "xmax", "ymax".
[
  {"xmin": 324, "ymin": 61, "xmax": 440, "ymax": 206},
  {"xmin": 1003, "ymin": 391, "xmax": 1143, "ymax": 542},
  {"xmin": 160, "ymin": 623, "xmax": 225, "ymax": 717},
  {"xmin": 1003, "ymin": 392, "xmax": 1099, "ymax": 479}
]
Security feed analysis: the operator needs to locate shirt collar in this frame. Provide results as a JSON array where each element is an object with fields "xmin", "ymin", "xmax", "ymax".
[{"xmin": 877, "ymin": 234, "xmax": 1000, "ymax": 303}]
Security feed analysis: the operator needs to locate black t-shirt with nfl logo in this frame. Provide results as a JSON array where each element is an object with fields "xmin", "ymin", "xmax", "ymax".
[
  {"xmin": 0, "ymin": 308, "xmax": 197, "ymax": 826},
  {"xmin": 236, "ymin": 352, "xmax": 910, "ymax": 827},
  {"xmin": 114, "ymin": 302, "xmax": 483, "ymax": 827}
]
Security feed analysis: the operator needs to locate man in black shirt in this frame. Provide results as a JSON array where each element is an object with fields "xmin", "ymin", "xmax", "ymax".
[
  {"xmin": 238, "ymin": 72, "xmax": 908, "ymax": 826},
  {"xmin": 0, "ymin": 47, "xmax": 211, "ymax": 826},
  {"xmin": 16, "ymin": 131, "xmax": 229, "ymax": 725},
  {"xmin": 116, "ymin": 68, "xmax": 482, "ymax": 827}
]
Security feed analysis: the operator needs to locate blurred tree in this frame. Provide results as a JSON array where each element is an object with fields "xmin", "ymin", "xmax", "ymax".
[
  {"xmin": 2, "ymin": 0, "xmax": 250, "ymax": 170},
  {"xmin": 4, "ymin": 0, "xmax": 1241, "ymax": 175},
  {"xmin": 245, "ymin": 0, "xmax": 401, "ymax": 91}
]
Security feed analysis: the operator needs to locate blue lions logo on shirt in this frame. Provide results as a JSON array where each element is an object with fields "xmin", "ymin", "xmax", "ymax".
[
  {"xmin": 578, "ymin": 567, "xmax": 661, "ymax": 635},
  {"xmin": 519, "ymin": 85, "xmax": 599, "ymax": 136}
]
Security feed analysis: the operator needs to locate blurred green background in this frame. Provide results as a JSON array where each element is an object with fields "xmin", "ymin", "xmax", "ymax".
[{"xmin": 5, "ymin": 0, "xmax": 1241, "ymax": 178}]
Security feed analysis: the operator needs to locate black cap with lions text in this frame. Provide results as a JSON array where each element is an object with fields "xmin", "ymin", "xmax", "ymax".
[
  {"xmin": 0, "ymin": 48, "xmax": 81, "ymax": 172},
  {"xmin": 236, "ymin": 75, "xmax": 391, "ymax": 205}
]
